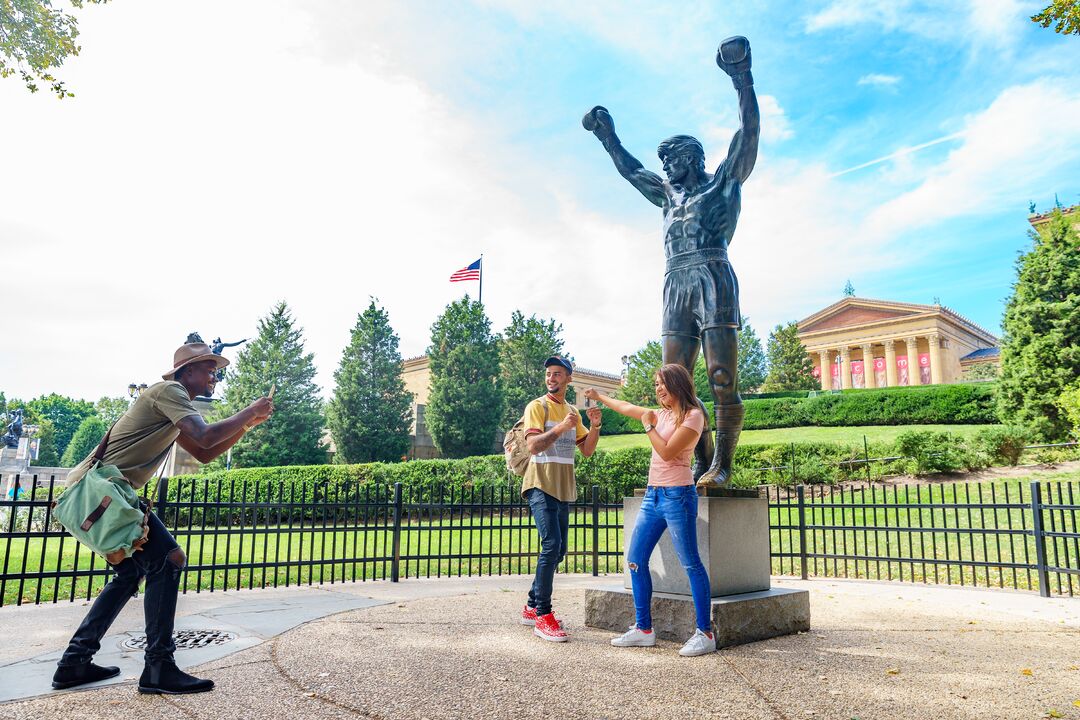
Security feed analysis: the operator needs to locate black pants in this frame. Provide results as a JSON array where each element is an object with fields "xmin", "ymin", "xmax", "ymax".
[{"xmin": 58, "ymin": 508, "xmax": 182, "ymax": 667}]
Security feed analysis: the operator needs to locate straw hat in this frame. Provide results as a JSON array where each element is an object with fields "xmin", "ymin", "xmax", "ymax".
[{"xmin": 162, "ymin": 342, "xmax": 230, "ymax": 381}]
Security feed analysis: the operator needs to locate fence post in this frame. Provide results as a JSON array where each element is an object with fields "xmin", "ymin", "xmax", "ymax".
[
  {"xmin": 863, "ymin": 435, "xmax": 871, "ymax": 483},
  {"xmin": 155, "ymin": 476, "xmax": 169, "ymax": 521},
  {"xmin": 591, "ymin": 485, "xmax": 600, "ymax": 577},
  {"xmin": 1029, "ymin": 481, "xmax": 1051, "ymax": 598},
  {"xmin": 796, "ymin": 484, "xmax": 808, "ymax": 580},
  {"xmin": 391, "ymin": 482, "xmax": 403, "ymax": 583},
  {"xmin": 790, "ymin": 443, "xmax": 797, "ymax": 486}
]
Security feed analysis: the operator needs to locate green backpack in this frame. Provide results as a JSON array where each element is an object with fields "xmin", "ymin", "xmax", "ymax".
[{"xmin": 53, "ymin": 427, "xmax": 154, "ymax": 565}]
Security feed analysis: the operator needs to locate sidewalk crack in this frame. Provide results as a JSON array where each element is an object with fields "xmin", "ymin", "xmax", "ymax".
[{"xmin": 719, "ymin": 651, "xmax": 790, "ymax": 720}]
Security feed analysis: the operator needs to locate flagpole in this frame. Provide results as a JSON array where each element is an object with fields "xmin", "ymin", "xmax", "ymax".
[{"xmin": 479, "ymin": 254, "xmax": 483, "ymax": 305}]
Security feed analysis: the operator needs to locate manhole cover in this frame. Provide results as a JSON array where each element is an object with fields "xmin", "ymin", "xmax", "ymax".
[{"xmin": 120, "ymin": 629, "xmax": 237, "ymax": 651}]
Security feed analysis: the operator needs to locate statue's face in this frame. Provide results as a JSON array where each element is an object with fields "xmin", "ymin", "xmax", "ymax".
[{"xmin": 662, "ymin": 153, "xmax": 693, "ymax": 185}]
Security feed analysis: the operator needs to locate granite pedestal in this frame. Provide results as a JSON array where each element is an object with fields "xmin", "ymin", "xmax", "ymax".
[{"xmin": 584, "ymin": 493, "xmax": 810, "ymax": 647}]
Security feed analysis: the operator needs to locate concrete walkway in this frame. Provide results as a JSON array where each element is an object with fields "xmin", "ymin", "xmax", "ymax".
[{"xmin": 1, "ymin": 575, "xmax": 1078, "ymax": 719}]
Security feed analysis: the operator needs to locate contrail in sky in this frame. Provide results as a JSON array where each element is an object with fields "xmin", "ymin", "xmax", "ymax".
[{"xmin": 830, "ymin": 132, "xmax": 966, "ymax": 177}]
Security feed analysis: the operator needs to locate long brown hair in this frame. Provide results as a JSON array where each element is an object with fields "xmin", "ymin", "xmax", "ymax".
[{"xmin": 655, "ymin": 363, "xmax": 698, "ymax": 427}]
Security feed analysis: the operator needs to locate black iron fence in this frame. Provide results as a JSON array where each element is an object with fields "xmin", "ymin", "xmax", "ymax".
[{"xmin": 1, "ymin": 473, "xmax": 1078, "ymax": 606}]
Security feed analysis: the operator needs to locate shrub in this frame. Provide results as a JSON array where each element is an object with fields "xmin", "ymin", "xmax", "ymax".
[
  {"xmin": 975, "ymin": 425, "xmax": 1031, "ymax": 466},
  {"xmin": 894, "ymin": 430, "xmax": 967, "ymax": 474}
]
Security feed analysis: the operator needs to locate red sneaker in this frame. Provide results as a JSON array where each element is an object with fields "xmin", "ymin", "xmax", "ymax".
[
  {"xmin": 533, "ymin": 612, "xmax": 569, "ymax": 642},
  {"xmin": 520, "ymin": 605, "xmax": 538, "ymax": 625}
]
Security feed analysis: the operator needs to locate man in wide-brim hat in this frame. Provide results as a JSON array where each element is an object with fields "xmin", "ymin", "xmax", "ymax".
[{"xmin": 53, "ymin": 341, "xmax": 274, "ymax": 696}]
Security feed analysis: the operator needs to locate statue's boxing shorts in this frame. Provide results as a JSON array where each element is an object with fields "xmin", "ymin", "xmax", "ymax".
[{"xmin": 661, "ymin": 247, "xmax": 741, "ymax": 338}]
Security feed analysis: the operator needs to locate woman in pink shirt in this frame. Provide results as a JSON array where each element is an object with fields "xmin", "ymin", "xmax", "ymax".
[{"xmin": 583, "ymin": 364, "xmax": 715, "ymax": 656}]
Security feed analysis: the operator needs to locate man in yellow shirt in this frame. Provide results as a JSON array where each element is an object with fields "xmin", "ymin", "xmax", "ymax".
[
  {"xmin": 53, "ymin": 342, "xmax": 274, "ymax": 695},
  {"xmin": 519, "ymin": 356, "xmax": 601, "ymax": 641}
]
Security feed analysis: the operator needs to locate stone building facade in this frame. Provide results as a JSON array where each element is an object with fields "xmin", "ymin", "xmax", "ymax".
[{"xmin": 798, "ymin": 297, "xmax": 999, "ymax": 390}]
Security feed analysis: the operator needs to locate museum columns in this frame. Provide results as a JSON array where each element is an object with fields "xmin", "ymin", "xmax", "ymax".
[
  {"xmin": 818, "ymin": 350, "xmax": 830, "ymax": 390},
  {"xmin": 840, "ymin": 347, "xmax": 852, "ymax": 390},
  {"xmin": 884, "ymin": 341, "xmax": 898, "ymax": 387},
  {"xmin": 905, "ymin": 337, "xmax": 921, "ymax": 386},
  {"xmin": 860, "ymin": 343, "xmax": 876, "ymax": 389},
  {"xmin": 928, "ymin": 333, "xmax": 943, "ymax": 385}
]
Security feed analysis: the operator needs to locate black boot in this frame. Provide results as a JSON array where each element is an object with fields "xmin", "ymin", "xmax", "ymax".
[
  {"xmin": 51, "ymin": 662, "xmax": 121, "ymax": 690},
  {"xmin": 696, "ymin": 403, "xmax": 745, "ymax": 489},
  {"xmin": 138, "ymin": 661, "xmax": 214, "ymax": 695},
  {"xmin": 692, "ymin": 399, "xmax": 715, "ymax": 482}
]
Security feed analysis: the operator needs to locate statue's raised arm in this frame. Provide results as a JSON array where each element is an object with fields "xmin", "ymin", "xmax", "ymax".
[
  {"xmin": 715, "ymin": 36, "xmax": 759, "ymax": 184},
  {"xmin": 582, "ymin": 106, "xmax": 666, "ymax": 208}
]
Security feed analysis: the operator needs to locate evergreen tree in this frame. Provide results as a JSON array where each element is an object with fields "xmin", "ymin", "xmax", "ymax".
[
  {"xmin": 34, "ymin": 419, "xmax": 60, "ymax": 466},
  {"xmin": 997, "ymin": 210, "xmax": 1080, "ymax": 439},
  {"xmin": 500, "ymin": 311, "xmax": 566, "ymax": 428},
  {"xmin": 60, "ymin": 415, "xmax": 107, "ymax": 467},
  {"xmin": 425, "ymin": 298, "xmax": 503, "ymax": 458},
  {"xmin": 619, "ymin": 341, "xmax": 662, "ymax": 406},
  {"xmin": 217, "ymin": 302, "xmax": 326, "ymax": 467},
  {"xmin": 737, "ymin": 319, "xmax": 768, "ymax": 392},
  {"xmin": 762, "ymin": 322, "xmax": 819, "ymax": 391},
  {"xmin": 327, "ymin": 300, "xmax": 414, "ymax": 464}
]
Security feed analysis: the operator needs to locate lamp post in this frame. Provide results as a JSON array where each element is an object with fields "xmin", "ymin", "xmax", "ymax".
[
  {"xmin": 128, "ymin": 382, "xmax": 148, "ymax": 401},
  {"xmin": 620, "ymin": 354, "xmax": 630, "ymax": 381}
]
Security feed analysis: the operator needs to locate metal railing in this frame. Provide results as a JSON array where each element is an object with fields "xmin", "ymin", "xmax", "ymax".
[
  {"xmin": 0, "ymin": 475, "xmax": 627, "ymax": 607},
  {"xmin": 767, "ymin": 480, "xmax": 1080, "ymax": 597},
  {"xmin": 2, "ymin": 474, "xmax": 1078, "ymax": 606}
]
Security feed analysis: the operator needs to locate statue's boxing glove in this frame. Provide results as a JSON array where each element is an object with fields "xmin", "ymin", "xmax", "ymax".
[
  {"xmin": 582, "ymin": 105, "xmax": 619, "ymax": 150},
  {"xmin": 716, "ymin": 36, "xmax": 753, "ymax": 90},
  {"xmin": 583, "ymin": 105, "xmax": 614, "ymax": 133}
]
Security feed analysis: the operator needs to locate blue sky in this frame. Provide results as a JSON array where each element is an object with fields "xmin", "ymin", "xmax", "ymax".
[{"xmin": 2, "ymin": 0, "xmax": 1078, "ymax": 401}]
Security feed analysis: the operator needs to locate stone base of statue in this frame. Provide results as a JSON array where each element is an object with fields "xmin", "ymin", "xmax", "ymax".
[{"xmin": 584, "ymin": 493, "xmax": 810, "ymax": 647}]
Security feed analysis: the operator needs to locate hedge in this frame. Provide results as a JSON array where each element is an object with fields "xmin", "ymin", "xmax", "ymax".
[
  {"xmin": 597, "ymin": 383, "xmax": 997, "ymax": 435},
  {"xmin": 157, "ymin": 422, "xmax": 1069, "ymax": 521}
]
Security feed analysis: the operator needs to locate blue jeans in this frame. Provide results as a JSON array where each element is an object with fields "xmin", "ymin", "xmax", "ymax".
[
  {"xmin": 59, "ymin": 506, "xmax": 183, "ymax": 667},
  {"xmin": 526, "ymin": 488, "xmax": 569, "ymax": 616},
  {"xmin": 627, "ymin": 485, "xmax": 712, "ymax": 632}
]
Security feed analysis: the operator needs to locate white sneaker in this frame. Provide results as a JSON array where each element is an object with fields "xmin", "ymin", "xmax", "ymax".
[
  {"xmin": 678, "ymin": 629, "xmax": 716, "ymax": 656},
  {"xmin": 611, "ymin": 625, "xmax": 656, "ymax": 647}
]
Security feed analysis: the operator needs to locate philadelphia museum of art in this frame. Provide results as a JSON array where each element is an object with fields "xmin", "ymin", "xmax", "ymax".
[{"xmin": 797, "ymin": 297, "xmax": 999, "ymax": 390}]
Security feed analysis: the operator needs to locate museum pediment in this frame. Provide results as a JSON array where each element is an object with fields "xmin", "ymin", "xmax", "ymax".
[{"xmin": 800, "ymin": 300, "xmax": 925, "ymax": 333}]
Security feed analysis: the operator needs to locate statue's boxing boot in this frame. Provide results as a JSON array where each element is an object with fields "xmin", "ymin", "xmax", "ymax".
[
  {"xmin": 696, "ymin": 403, "xmax": 745, "ymax": 489},
  {"xmin": 691, "ymin": 398, "xmax": 714, "ymax": 482}
]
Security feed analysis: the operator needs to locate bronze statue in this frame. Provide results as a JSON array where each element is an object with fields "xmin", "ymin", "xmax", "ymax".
[
  {"xmin": 584, "ymin": 36, "xmax": 759, "ymax": 487},
  {"xmin": 3, "ymin": 408, "xmax": 24, "ymax": 449},
  {"xmin": 210, "ymin": 337, "xmax": 247, "ymax": 355}
]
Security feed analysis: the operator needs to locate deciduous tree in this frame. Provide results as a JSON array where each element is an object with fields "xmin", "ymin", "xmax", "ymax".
[
  {"xmin": 0, "ymin": 0, "xmax": 109, "ymax": 98},
  {"xmin": 499, "ymin": 311, "xmax": 566, "ymax": 428},
  {"xmin": 1032, "ymin": 0, "xmax": 1080, "ymax": 35}
]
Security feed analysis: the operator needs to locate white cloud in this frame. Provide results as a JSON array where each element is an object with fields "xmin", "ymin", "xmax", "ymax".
[
  {"xmin": 804, "ymin": 0, "xmax": 1032, "ymax": 52},
  {"xmin": 864, "ymin": 79, "xmax": 1080, "ymax": 237},
  {"xmin": 857, "ymin": 73, "xmax": 902, "ymax": 87}
]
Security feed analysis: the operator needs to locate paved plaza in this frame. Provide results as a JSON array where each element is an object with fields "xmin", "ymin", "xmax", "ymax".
[{"xmin": 1, "ymin": 575, "xmax": 1078, "ymax": 720}]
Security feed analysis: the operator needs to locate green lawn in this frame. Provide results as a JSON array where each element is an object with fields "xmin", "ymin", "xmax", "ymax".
[
  {"xmin": 3, "ymin": 466, "xmax": 1076, "ymax": 606},
  {"xmin": 597, "ymin": 424, "xmax": 998, "ymax": 451}
]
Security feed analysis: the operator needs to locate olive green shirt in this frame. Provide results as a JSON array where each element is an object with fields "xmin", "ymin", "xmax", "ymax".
[{"xmin": 66, "ymin": 381, "xmax": 201, "ymax": 489}]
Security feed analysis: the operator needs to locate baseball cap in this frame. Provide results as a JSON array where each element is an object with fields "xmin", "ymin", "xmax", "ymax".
[{"xmin": 544, "ymin": 355, "xmax": 573, "ymax": 373}]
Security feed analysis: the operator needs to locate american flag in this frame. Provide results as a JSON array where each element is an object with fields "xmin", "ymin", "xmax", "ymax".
[{"xmin": 449, "ymin": 258, "xmax": 481, "ymax": 282}]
